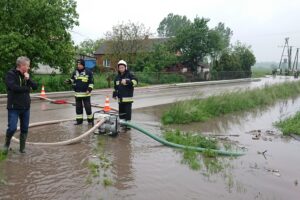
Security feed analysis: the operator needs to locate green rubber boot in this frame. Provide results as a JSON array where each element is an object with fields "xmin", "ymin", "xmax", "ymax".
[
  {"xmin": 2, "ymin": 135, "xmax": 11, "ymax": 155},
  {"xmin": 19, "ymin": 133, "xmax": 28, "ymax": 154}
]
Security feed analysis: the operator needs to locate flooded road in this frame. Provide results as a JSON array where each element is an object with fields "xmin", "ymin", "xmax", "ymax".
[{"xmin": 0, "ymin": 76, "xmax": 300, "ymax": 199}]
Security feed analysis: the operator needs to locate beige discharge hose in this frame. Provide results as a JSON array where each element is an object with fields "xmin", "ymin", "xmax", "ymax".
[
  {"xmin": 11, "ymin": 95, "xmax": 110, "ymax": 146},
  {"xmin": 12, "ymin": 118, "xmax": 106, "ymax": 146}
]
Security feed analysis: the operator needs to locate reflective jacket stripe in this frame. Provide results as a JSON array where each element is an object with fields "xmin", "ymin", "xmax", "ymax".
[{"xmin": 75, "ymin": 92, "xmax": 91, "ymax": 97}]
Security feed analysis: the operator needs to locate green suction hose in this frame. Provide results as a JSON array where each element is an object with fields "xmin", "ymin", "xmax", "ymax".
[{"xmin": 121, "ymin": 121, "xmax": 245, "ymax": 156}]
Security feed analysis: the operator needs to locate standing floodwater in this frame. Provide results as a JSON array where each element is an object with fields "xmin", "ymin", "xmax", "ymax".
[{"xmin": 0, "ymin": 77, "xmax": 300, "ymax": 199}]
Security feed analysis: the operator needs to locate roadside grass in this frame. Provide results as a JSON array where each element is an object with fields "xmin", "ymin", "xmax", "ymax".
[
  {"xmin": 163, "ymin": 129, "xmax": 222, "ymax": 170},
  {"xmin": 163, "ymin": 130, "xmax": 230, "ymax": 174},
  {"xmin": 251, "ymin": 67, "xmax": 271, "ymax": 78},
  {"xmin": 164, "ymin": 129, "xmax": 219, "ymax": 150},
  {"xmin": 33, "ymin": 74, "xmax": 109, "ymax": 92},
  {"xmin": 162, "ymin": 81, "xmax": 300, "ymax": 125},
  {"xmin": 0, "ymin": 151, "xmax": 7, "ymax": 163},
  {"xmin": 275, "ymin": 111, "xmax": 300, "ymax": 135}
]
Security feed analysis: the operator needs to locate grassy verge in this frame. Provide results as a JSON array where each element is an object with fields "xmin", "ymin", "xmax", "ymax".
[
  {"xmin": 275, "ymin": 112, "xmax": 300, "ymax": 135},
  {"xmin": 164, "ymin": 130, "xmax": 218, "ymax": 170},
  {"xmin": 163, "ymin": 130, "xmax": 229, "ymax": 172},
  {"xmin": 0, "ymin": 151, "xmax": 7, "ymax": 163},
  {"xmin": 251, "ymin": 67, "xmax": 271, "ymax": 78},
  {"xmin": 162, "ymin": 81, "xmax": 300, "ymax": 125},
  {"xmin": 164, "ymin": 130, "xmax": 219, "ymax": 150}
]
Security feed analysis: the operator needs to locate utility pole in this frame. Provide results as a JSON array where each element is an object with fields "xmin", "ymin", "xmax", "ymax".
[
  {"xmin": 292, "ymin": 48, "xmax": 299, "ymax": 72},
  {"xmin": 278, "ymin": 37, "xmax": 294, "ymax": 75}
]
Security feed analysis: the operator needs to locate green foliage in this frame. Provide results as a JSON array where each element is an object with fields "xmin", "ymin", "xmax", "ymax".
[
  {"xmin": 143, "ymin": 44, "xmax": 178, "ymax": 72},
  {"xmin": 0, "ymin": 151, "xmax": 7, "ymax": 163},
  {"xmin": 275, "ymin": 111, "xmax": 300, "ymax": 135},
  {"xmin": 232, "ymin": 41, "xmax": 256, "ymax": 72},
  {"xmin": 105, "ymin": 21, "xmax": 152, "ymax": 65},
  {"xmin": 182, "ymin": 150, "xmax": 201, "ymax": 170},
  {"xmin": 157, "ymin": 13, "xmax": 191, "ymax": 37},
  {"xmin": 87, "ymin": 162, "xmax": 100, "ymax": 177},
  {"xmin": 103, "ymin": 178, "xmax": 113, "ymax": 187},
  {"xmin": 162, "ymin": 81, "xmax": 300, "ymax": 124},
  {"xmin": 219, "ymin": 51, "xmax": 241, "ymax": 71},
  {"xmin": 135, "ymin": 72, "xmax": 186, "ymax": 85},
  {"xmin": 170, "ymin": 17, "xmax": 216, "ymax": 71},
  {"xmin": 0, "ymin": 0, "xmax": 78, "ymax": 79},
  {"xmin": 216, "ymin": 42, "xmax": 256, "ymax": 72},
  {"xmin": 31, "ymin": 73, "xmax": 109, "ymax": 93},
  {"xmin": 164, "ymin": 129, "xmax": 219, "ymax": 150},
  {"xmin": 76, "ymin": 39, "xmax": 104, "ymax": 56},
  {"xmin": 251, "ymin": 67, "xmax": 271, "ymax": 78}
]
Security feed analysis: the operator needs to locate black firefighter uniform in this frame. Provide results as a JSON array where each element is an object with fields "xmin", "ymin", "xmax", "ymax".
[{"xmin": 70, "ymin": 68, "xmax": 94, "ymax": 124}]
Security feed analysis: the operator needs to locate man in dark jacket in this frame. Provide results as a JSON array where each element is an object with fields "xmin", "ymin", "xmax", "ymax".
[
  {"xmin": 65, "ymin": 59, "xmax": 94, "ymax": 125},
  {"xmin": 3, "ymin": 56, "xmax": 38, "ymax": 154},
  {"xmin": 113, "ymin": 60, "xmax": 138, "ymax": 129}
]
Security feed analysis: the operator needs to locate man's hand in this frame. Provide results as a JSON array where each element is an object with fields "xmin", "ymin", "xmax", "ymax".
[
  {"xmin": 121, "ymin": 79, "xmax": 127, "ymax": 85},
  {"xmin": 24, "ymin": 72, "xmax": 30, "ymax": 80},
  {"xmin": 86, "ymin": 91, "xmax": 91, "ymax": 95}
]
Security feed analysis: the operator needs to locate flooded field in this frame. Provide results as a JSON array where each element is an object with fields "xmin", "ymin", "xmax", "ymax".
[{"xmin": 0, "ymin": 77, "xmax": 300, "ymax": 199}]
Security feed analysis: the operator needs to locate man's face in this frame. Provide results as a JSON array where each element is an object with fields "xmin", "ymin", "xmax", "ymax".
[
  {"xmin": 18, "ymin": 63, "xmax": 30, "ymax": 74},
  {"xmin": 118, "ymin": 65, "xmax": 126, "ymax": 73},
  {"xmin": 77, "ymin": 63, "xmax": 84, "ymax": 70}
]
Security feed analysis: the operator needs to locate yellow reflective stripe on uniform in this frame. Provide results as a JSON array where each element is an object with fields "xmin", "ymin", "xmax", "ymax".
[
  {"xmin": 87, "ymin": 115, "xmax": 93, "ymax": 119},
  {"xmin": 75, "ymin": 92, "xmax": 91, "ymax": 97},
  {"xmin": 77, "ymin": 76, "xmax": 89, "ymax": 82},
  {"xmin": 76, "ymin": 115, "xmax": 83, "ymax": 119},
  {"xmin": 116, "ymin": 81, "xmax": 120, "ymax": 85},
  {"xmin": 88, "ymin": 84, "xmax": 94, "ymax": 89},
  {"xmin": 122, "ymin": 97, "xmax": 133, "ymax": 102},
  {"xmin": 132, "ymin": 80, "xmax": 137, "ymax": 86}
]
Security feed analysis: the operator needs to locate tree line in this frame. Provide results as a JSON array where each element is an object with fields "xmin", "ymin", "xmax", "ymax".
[{"xmin": 0, "ymin": 1, "xmax": 256, "ymax": 79}]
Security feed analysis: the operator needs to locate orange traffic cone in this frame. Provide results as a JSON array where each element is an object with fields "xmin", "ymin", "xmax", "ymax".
[
  {"xmin": 40, "ymin": 85, "xmax": 47, "ymax": 99},
  {"xmin": 103, "ymin": 96, "xmax": 111, "ymax": 112}
]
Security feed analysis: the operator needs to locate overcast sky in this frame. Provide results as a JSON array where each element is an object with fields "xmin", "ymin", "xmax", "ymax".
[{"xmin": 71, "ymin": 0, "xmax": 300, "ymax": 62}]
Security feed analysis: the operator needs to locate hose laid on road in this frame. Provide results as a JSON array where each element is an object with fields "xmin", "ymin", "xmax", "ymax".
[
  {"xmin": 36, "ymin": 96, "xmax": 118, "ymax": 111},
  {"xmin": 121, "ymin": 121, "xmax": 245, "ymax": 156},
  {"xmin": 12, "ymin": 118, "xmax": 106, "ymax": 146},
  {"xmin": 18, "ymin": 96, "xmax": 245, "ymax": 155}
]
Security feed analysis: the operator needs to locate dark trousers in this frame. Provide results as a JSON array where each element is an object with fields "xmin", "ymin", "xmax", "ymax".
[
  {"xmin": 6, "ymin": 109, "xmax": 30, "ymax": 136},
  {"xmin": 75, "ymin": 96, "xmax": 93, "ymax": 122},
  {"xmin": 119, "ymin": 103, "xmax": 132, "ymax": 121}
]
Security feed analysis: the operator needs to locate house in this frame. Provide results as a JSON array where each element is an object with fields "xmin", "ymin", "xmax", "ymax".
[{"xmin": 94, "ymin": 37, "xmax": 168, "ymax": 72}]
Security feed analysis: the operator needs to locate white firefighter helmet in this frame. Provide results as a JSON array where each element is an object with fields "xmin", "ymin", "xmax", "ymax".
[{"xmin": 117, "ymin": 60, "xmax": 127, "ymax": 69}]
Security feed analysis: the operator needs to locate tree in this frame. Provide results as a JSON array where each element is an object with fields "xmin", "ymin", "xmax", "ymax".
[
  {"xmin": 105, "ymin": 21, "xmax": 152, "ymax": 67},
  {"xmin": 232, "ymin": 41, "xmax": 256, "ymax": 72},
  {"xmin": 217, "ymin": 42, "xmax": 256, "ymax": 73},
  {"xmin": 157, "ymin": 13, "xmax": 191, "ymax": 37},
  {"xmin": 169, "ymin": 17, "xmax": 214, "ymax": 72},
  {"xmin": 218, "ymin": 51, "xmax": 241, "ymax": 71},
  {"xmin": 143, "ymin": 44, "xmax": 178, "ymax": 72},
  {"xmin": 76, "ymin": 39, "xmax": 104, "ymax": 56},
  {"xmin": 0, "ymin": 0, "xmax": 78, "ymax": 79},
  {"xmin": 210, "ymin": 23, "xmax": 233, "ymax": 61}
]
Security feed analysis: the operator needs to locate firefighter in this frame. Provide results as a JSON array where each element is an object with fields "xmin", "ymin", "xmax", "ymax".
[
  {"xmin": 113, "ymin": 60, "xmax": 138, "ymax": 130},
  {"xmin": 65, "ymin": 59, "xmax": 94, "ymax": 125}
]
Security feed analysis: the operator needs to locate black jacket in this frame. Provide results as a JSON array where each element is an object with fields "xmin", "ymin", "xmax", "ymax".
[
  {"xmin": 70, "ymin": 68, "xmax": 94, "ymax": 97},
  {"xmin": 5, "ymin": 68, "xmax": 38, "ymax": 109},
  {"xmin": 113, "ymin": 70, "xmax": 138, "ymax": 103}
]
